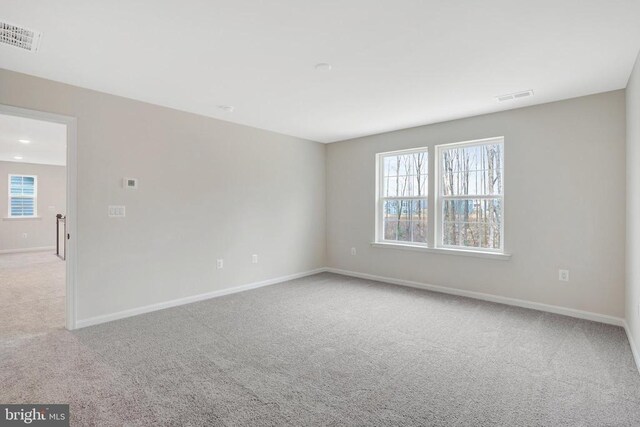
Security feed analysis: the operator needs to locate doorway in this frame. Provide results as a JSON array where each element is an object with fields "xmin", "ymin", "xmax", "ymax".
[{"xmin": 0, "ymin": 105, "xmax": 77, "ymax": 332}]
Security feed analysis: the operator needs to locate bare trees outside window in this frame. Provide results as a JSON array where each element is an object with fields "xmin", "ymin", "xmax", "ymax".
[
  {"xmin": 438, "ymin": 139, "xmax": 504, "ymax": 251},
  {"xmin": 376, "ymin": 138, "xmax": 504, "ymax": 254},
  {"xmin": 379, "ymin": 148, "xmax": 428, "ymax": 244}
]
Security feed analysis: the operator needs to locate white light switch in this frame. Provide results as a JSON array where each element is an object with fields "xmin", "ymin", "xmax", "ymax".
[{"xmin": 108, "ymin": 205, "xmax": 126, "ymax": 217}]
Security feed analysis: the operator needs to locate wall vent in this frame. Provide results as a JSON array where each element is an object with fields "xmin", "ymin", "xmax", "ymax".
[
  {"xmin": 0, "ymin": 21, "xmax": 42, "ymax": 52},
  {"xmin": 496, "ymin": 90, "xmax": 534, "ymax": 102}
]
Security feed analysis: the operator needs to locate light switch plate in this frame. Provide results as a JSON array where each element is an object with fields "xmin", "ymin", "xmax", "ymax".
[{"xmin": 108, "ymin": 205, "xmax": 126, "ymax": 217}]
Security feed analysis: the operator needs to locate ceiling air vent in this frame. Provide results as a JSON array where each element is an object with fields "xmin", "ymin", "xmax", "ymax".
[
  {"xmin": 0, "ymin": 21, "xmax": 42, "ymax": 52},
  {"xmin": 496, "ymin": 90, "xmax": 534, "ymax": 102}
]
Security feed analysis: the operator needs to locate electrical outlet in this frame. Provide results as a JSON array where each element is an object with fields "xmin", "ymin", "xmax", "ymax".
[
  {"xmin": 252, "ymin": 254, "xmax": 258, "ymax": 264},
  {"xmin": 216, "ymin": 259, "xmax": 224, "ymax": 269},
  {"xmin": 558, "ymin": 269, "xmax": 569, "ymax": 282},
  {"xmin": 22, "ymin": 233, "xmax": 28, "ymax": 239},
  {"xmin": 350, "ymin": 247, "xmax": 357, "ymax": 256}
]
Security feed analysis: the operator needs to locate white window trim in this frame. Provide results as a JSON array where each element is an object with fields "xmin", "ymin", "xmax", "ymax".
[
  {"xmin": 434, "ymin": 136, "xmax": 505, "ymax": 254},
  {"xmin": 8, "ymin": 174, "xmax": 38, "ymax": 218},
  {"xmin": 375, "ymin": 146, "xmax": 429, "ymax": 246},
  {"xmin": 370, "ymin": 241, "xmax": 511, "ymax": 260}
]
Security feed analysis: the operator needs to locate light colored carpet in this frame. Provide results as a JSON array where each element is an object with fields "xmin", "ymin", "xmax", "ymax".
[
  {"xmin": 0, "ymin": 251, "xmax": 65, "ymax": 347},
  {"xmin": 1, "ymin": 255, "xmax": 640, "ymax": 425}
]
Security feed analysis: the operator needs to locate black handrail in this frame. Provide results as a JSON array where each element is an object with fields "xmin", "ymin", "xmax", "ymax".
[{"xmin": 56, "ymin": 214, "xmax": 66, "ymax": 260}]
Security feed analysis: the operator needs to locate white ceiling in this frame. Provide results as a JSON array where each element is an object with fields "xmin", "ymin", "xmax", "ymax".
[
  {"xmin": 0, "ymin": 114, "xmax": 66, "ymax": 166},
  {"xmin": 1, "ymin": 0, "xmax": 640, "ymax": 143}
]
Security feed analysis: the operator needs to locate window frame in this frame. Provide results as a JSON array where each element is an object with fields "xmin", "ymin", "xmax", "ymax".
[
  {"xmin": 8, "ymin": 174, "xmax": 38, "ymax": 218},
  {"xmin": 434, "ymin": 137, "xmax": 505, "ymax": 254},
  {"xmin": 375, "ymin": 146, "xmax": 429, "ymax": 246}
]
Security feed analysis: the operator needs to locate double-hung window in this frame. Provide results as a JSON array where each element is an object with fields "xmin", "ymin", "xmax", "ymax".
[
  {"xmin": 375, "ymin": 137, "xmax": 505, "ymax": 255},
  {"xmin": 8, "ymin": 174, "xmax": 37, "ymax": 218},
  {"xmin": 436, "ymin": 138, "xmax": 504, "ymax": 252},
  {"xmin": 377, "ymin": 148, "xmax": 428, "ymax": 244}
]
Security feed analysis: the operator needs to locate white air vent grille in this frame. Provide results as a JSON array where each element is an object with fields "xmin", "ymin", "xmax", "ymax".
[
  {"xmin": 496, "ymin": 90, "xmax": 534, "ymax": 102},
  {"xmin": 0, "ymin": 21, "xmax": 42, "ymax": 52}
]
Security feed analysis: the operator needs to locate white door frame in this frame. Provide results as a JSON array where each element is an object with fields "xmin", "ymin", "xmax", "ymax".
[{"xmin": 0, "ymin": 104, "xmax": 78, "ymax": 330}]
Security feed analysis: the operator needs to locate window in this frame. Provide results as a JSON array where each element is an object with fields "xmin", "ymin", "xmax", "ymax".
[
  {"xmin": 436, "ymin": 138, "xmax": 504, "ymax": 252},
  {"xmin": 377, "ymin": 148, "xmax": 428, "ymax": 244},
  {"xmin": 8, "ymin": 175, "xmax": 37, "ymax": 217}
]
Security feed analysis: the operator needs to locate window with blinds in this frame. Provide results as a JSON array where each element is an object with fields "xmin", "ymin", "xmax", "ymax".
[{"xmin": 9, "ymin": 175, "xmax": 37, "ymax": 217}]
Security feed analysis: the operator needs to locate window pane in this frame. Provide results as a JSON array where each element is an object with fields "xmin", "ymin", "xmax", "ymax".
[
  {"xmin": 442, "ymin": 198, "xmax": 502, "ymax": 249},
  {"xmin": 413, "ymin": 170, "xmax": 428, "ymax": 197},
  {"xmin": 384, "ymin": 175, "xmax": 412, "ymax": 197},
  {"xmin": 441, "ymin": 144, "xmax": 503, "ymax": 196},
  {"xmin": 10, "ymin": 175, "xmax": 36, "ymax": 196},
  {"xmin": 382, "ymin": 151, "xmax": 428, "ymax": 197},
  {"xmin": 383, "ymin": 199, "xmax": 428, "ymax": 244},
  {"xmin": 10, "ymin": 197, "xmax": 35, "ymax": 216},
  {"xmin": 411, "ymin": 199, "xmax": 428, "ymax": 243}
]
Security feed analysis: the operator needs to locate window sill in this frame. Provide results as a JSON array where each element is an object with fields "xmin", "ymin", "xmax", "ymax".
[
  {"xmin": 3, "ymin": 216, "xmax": 42, "ymax": 221},
  {"xmin": 370, "ymin": 242, "xmax": 511, "ymax": 260}
]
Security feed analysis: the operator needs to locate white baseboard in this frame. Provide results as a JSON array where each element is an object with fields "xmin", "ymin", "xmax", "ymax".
[
  {"xmin": 326, "ymin": 267, "xmax": 625, "ymax": 327},
  {"xmin": 0, "ymin": 246, "xmax": 56, "ymax": 255},
  {"xmin": 75, "ymin": 267, "xmax": 327, "ymax": 329},
  {"xmin": 624, "ymin": 322, "xmax": 640, "ymax": 374}
]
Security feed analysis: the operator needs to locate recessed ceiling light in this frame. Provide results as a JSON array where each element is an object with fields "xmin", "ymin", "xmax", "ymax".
[
  {"xmin": 14, "ymin": 155, "xmax": 23, "ymax": 160},
  {"xmin": 315, "ymin": 63, "xmax": 332, "ymax": 72},
  {"xmin": 218, "ymin": 105, "xmax": 234, "ymax": 113},
  {"xmin": 18, "ymin": 139, "xmax": 30, "ymax": 144}
]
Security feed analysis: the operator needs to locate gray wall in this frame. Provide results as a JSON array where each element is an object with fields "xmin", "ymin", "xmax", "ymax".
[
  {"xmin": 327, "ymin": 91, "xmax": 626, "ymax": 318},
  {"xmin": 627, "ymin": 52, "xmax": 640, "ymax": 345},
  {"xmin": 0, "ymin": 68, "xmax": 326, "ymax": 322},
  {"xmin": 0, "ymin": 161, "xmax": 66, "ymax": 251}
]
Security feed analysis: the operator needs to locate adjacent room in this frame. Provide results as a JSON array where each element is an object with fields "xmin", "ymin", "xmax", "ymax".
[
  {"xmin": 1, "ymin": 1, "xmax": 640, "ymax": 425},
  {"xmin": 0, "ymin": 113, "xmax": 67, "ymax": 342}
]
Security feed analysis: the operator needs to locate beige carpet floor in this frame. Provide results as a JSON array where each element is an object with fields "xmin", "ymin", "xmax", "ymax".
[
  {"xmin": 0, "ymin": 251, "xmax": 65, "ymax": 348},
  {"xmin": 2, "ymin": 253, "xmax": 640, "ymax": 425}
]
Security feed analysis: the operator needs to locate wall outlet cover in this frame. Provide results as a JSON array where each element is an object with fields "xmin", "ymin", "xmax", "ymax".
[{"xmin": 559, "ymin": 269, "xmax": 569, "ymax": 282}]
